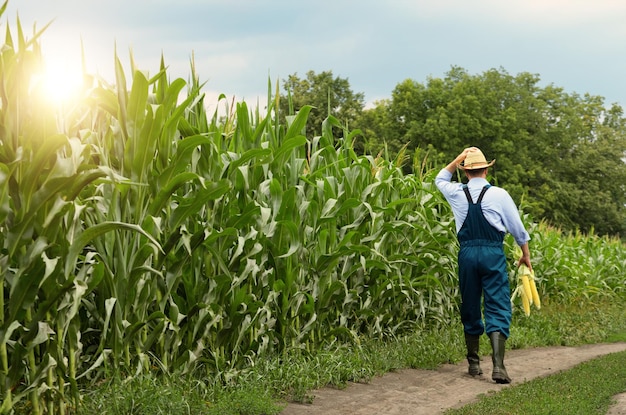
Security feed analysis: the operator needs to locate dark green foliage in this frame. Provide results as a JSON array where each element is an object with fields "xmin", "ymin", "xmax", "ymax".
[
  {"xmin": 361, "ymin": 66, "xmax": 626, "ymax": 236},
  {"xmin": 279, "ymin": 70, "xmax": 366, "ymax": 141}
]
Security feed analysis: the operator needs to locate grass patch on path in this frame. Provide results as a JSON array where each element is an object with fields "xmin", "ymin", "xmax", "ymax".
[{"xmin": 444, "ymin": 347, "xmax": 626, "ymax": 415}]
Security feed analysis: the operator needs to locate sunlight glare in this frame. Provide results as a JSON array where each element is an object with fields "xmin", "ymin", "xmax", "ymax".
[{"xmin": 39, "ymin": 59, "xmax": 84, "ymax": 106}]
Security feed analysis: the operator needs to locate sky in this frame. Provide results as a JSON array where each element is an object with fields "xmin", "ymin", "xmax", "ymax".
[{"xmin": 5, "ymin": 0, "xmax": 626, "ymax": 113}]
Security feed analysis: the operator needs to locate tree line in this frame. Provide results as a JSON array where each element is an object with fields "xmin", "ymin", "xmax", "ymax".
[{"xmin": 280, "ymin": 67, "xmax": 626, "ymax": 237}]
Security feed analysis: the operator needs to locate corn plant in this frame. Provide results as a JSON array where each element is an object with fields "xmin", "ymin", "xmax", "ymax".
[
  {"xmin": 525, "ymin": 221, "xmax": 626, "ymax": 302},
  {"xmin": 0, "ymin": 10, "xmax": 160, "ymax": 414}
]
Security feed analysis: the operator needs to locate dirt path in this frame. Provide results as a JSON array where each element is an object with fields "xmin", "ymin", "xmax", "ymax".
[{"xmin": 281, "ymin": 342, "xmax": 626, "ymax": 415}]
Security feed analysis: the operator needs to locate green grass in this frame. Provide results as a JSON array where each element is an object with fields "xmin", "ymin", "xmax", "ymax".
[
  {"xmin": 80, "ymin": 375, "xmax": 209, "ymax": 415},
  {"xmin": 509, "ymin": 296, "xmax": 626, "ymax": 348},
  {"xmin": 444, "ymin": 350, "xmax": 626, "ymax": 415},
  {"xmin": 74, "ymin": 298, "xmax": 626, "ymax": 415},
  {"xmin": 78, "ymin": 374, "xmax": 282, "ymax": 415}
]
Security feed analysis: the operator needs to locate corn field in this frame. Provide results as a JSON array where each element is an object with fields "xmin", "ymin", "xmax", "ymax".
[{"xmin": 1, "ymin": 9, "xmax": 625, "ymax": 413}]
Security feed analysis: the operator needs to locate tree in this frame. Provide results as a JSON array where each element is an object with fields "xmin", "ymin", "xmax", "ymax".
[
  {"xmin": 359, "ymin": 66, "xmax": 626, "ymax": 236},
  {"xmin": 279, "ymin": 70, "xmax": 365, "ymax": 141},
  {"xmin": 355, "ymin": 98, "xmax": 394, "ymax": 156}
]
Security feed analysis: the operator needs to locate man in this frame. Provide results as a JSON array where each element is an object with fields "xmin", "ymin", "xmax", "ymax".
[{"xmin": 435, "ymin": 147, "xmax": 532, "ymax": 384}]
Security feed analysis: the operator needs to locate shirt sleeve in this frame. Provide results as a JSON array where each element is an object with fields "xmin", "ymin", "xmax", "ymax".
[
  {"xmin": 435, "ymin": 169, "xmax": 454, "ymax": 196},
  {"xmin": 497, "ymin": 190, "xmax": 531, "ymax": 246},
  {"xmin": 435, "ymin": 168, "xmax": 468, "ymax": 233}
]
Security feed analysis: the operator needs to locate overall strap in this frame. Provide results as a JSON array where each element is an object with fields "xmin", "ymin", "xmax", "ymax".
[
  {"xmin": 476, "ymin": 184, "xmax": 491, "ymax": 204},
  {"xmin": 462, "ymin": 185, "xmax": 472, "ymax": 203},
  {"xmin": 462, "ymin": 184, "xmax": 491, "ymax": 204}
]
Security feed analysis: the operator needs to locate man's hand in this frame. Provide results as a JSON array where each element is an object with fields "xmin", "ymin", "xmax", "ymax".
[
  {"xmin": 517, "ymin": 243, "xmax": 532, "ymax": 271},
  {"xmin": 444, "ymin": 147, "xmax": 478, "ymax": 173}
]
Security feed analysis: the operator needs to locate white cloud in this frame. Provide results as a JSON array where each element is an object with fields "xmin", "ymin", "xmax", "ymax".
[
  {"xmin": 5, "ymin": 0, "xmax": 626, "ymax": 110},
  {"xmin": 395, "ymin": 0, "xmax": 626, "ymax": 27}
]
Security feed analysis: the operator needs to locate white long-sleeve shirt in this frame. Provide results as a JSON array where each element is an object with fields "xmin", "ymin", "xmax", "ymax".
[{"xmin": 435, "ymin": 169, "xmax": 530, "ymax": 247}]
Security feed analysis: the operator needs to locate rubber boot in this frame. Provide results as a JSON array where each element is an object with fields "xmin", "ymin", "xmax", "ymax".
[
  {"xmin": 464, "ymin": 333, "xmax": 483, "ymax": 376},
  {"xmin": 489, "ymin": 331, "xmax": 511, "ymax": 384}
]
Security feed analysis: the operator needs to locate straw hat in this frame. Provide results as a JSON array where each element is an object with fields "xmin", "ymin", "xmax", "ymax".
[{"xmin": 458, "ymin": 148, "xmax": 495, "ymax": 170}]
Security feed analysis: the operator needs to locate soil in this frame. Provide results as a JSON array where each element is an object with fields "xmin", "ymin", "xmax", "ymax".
[{"xmin": 280, "ymin": 342, "xmax": 626, "ymax": 415}]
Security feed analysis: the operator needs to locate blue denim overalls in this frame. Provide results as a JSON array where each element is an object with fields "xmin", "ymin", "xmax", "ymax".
[{"xmin": 457, "ymin": 185, "xmax": 511, "ymax": 338}]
